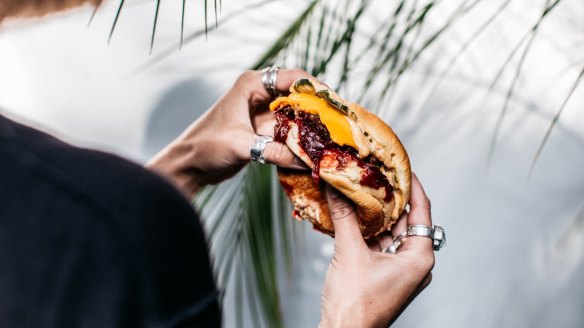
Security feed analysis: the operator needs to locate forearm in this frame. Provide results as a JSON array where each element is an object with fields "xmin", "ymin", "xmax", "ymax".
[{"xmin": 146, "ymin": 139, "xmax": 202, "ymax": 198}]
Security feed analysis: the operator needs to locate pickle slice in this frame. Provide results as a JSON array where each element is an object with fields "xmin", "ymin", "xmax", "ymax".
[{"xmin": 292, "ymin": 78, "xmax": 349, "ymax": 115}]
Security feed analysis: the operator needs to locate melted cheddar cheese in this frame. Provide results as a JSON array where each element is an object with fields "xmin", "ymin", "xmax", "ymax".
[{"xmin": 270, "ymin": 93, "xmax": 357, "ymax": 148}]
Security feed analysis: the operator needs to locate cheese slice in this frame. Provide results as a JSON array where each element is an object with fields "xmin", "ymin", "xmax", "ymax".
[{"xmin": 270, "ymin": 93, "xmax": 357, "ymax": 149}]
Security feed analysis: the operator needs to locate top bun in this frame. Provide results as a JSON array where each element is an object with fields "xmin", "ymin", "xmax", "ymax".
[{"xmin": 275, "ymin": 78, "xmax": 411, "ymax": 238}]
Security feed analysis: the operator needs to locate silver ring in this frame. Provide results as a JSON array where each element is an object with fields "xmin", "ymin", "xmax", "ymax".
[
  {"xmin": 250, "ymin": 135, "xmax": 273, "ymax": 164},
  {"xmin": 432, "ymin": 224, "xmax": 446, "ymax": 251},
  {"xmin": 261, "ymin": 66, "xmax": 280, "ymax": 97},
  {"xmin": 382, "ymin": 232, "xmax": 407, "ymax": 254},
  {"xmin": 382, "ymin": 243, "xmax": 398, "ymax": 254},
  {"xmin": 407, "ymin": 225, "xmax": 433, "ymax": 238},
  {"xmin": 407, "ymin": 224, "xmax": 446, "ymax": 251}
]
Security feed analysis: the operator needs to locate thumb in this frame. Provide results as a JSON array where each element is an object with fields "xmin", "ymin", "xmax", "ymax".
[{"xmin": 325, "ymin": 185, "xmax": 367, "ymax": 251}]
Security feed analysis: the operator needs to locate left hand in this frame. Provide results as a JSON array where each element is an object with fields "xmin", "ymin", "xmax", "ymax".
[
  {"xmin": 146, "ymin": 69, "xmax": 313, "ymax": 197},
  {"xmin": 319, "ymin": 174, "xmax": 434, "ymax": 327}
]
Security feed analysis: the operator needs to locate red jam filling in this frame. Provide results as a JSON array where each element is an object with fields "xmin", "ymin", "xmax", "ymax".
[{"xmin": 274, "ymin": 107, "xmax": 393, "ymax": 202}]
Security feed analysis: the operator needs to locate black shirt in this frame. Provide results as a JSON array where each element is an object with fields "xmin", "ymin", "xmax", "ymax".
[{"xmin": 0, "ymin": 114, "xmax": 220, "ymax": 327}]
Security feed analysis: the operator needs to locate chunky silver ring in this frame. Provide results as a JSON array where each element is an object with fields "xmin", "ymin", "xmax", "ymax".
[
  {"xmin": 407, "ymin": 225, "xmax": 433, "ymax": 238},
  {"xmin": 432, "ymin": 224, "xmax": 446, "ymax": 251},
  {"xmin": 250, "ymin": 135, "xmax": 273, "ymax": 164},
  {"xmin": 261, "ymin": 66, "xmax": 280, "ymax": 97},
  {"xmin": 407, "ymin": 224, "xmax": 446, "ymax": 251}
]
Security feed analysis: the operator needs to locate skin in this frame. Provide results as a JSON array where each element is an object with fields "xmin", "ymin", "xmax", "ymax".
[
  {"xmin": 0, "ymin": 0, "xmax": 101, "ymax": 22},
  {"xmin": 1, "ymin": 1, "xmax": 436, "ymax": 322},
  {"xmin": 320, "ymin": 174, "xmax": 434, "ymax": 327},
  {"xmin": 148, "ymin": 69, "xmax": 435, "ymax": 327},
  {"xmin": 146, "ymin": 69, "xmax": 312, "ymax": 197}
]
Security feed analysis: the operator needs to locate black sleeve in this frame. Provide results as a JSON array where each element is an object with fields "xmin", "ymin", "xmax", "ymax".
[{"xmin": 0, "ymin": 115, "xmax": 221, "ymax": 328}]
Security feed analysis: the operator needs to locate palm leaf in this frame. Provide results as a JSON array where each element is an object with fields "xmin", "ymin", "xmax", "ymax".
[
  {"xmin": 150, "ymin": 0, "xmax": 161, "ymax": 54},
  {"xmin": 417, "ymin": 0, "xmax": 513, "ymax": 115},
  {"xmin": 105, "ymin": 0, "xmax": 221, "ymax": 47},
  {"xmin": 487, "ymin": 0, "xmax": 561, "ymax": 166},
  {"xmin": 107, "ymin": 0, "xmax": 125, "ymax": 44},
  {"xmin": 180, "ymin": 0, "xmax": 186, "ymax": 49},
  {"xmin": 530, "ymin": 65, "xmax": 584, "ymax": 176},
  {"xmin": 251, "ymin": 0, "xmax": 319, "ymax": 70},
  {"xmin": 92, "ymin": 0, "xmax": 580, "ymax": 326}
]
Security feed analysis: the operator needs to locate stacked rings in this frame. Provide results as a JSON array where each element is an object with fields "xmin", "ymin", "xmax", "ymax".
[{"xmin": 261, "ymin": 66, "xmax": 280, "ymax": 97}]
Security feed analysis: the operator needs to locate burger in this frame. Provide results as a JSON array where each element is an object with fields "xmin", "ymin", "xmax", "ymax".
[{"xmin": 270, "ymin": 78, "xmax": 411, "ymax": 238}]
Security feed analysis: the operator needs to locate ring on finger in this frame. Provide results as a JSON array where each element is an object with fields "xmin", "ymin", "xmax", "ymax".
[
  {"xmin": 250, "ymin": 135, "xmax": 273, "ymax": 164},
  {"xmin": 261, "ymin": 66, "xmax": 280, "ymax": 97},
  {"xmin": 407, "ymin": 224, "xmax": 446, "ymax": 251},
  {"xmin": 382, "ymin": 232, "xmax": 407, "ymax": 254}
]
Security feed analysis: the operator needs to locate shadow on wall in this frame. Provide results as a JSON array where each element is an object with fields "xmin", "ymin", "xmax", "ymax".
[{"xmin": 141, "ymin": 78, "xmax": 218, "ymax": 160}]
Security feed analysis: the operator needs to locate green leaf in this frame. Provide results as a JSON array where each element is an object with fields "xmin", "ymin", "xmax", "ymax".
[
  {"xmin": 251, "ymin": 0, "xmax": 319, "ymax": 70},
  {"xmin": 107, "ymin": 0, "xmax": 125, "ymax": 44},
  {"xmin": 530, "ymin": 65, "xmax": 584, "ymax": 176}
]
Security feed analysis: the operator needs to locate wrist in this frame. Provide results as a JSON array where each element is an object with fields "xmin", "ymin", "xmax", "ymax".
[{"xmin": 146, "ymin": 140, "xmax": 202, "ymax": 198}]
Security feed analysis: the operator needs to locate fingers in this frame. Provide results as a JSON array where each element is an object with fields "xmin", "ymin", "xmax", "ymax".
[
  {"xmin": 263, "ymin": 142, "xmax": 309, "ymax": 170},
  {"xmin": 235, "ymin": 68, "xmax": 316, "ymax": 101},
  {"xmin": 372, "ymin": 230, "xmax": 393, "ymax": 252},
  {"xmin": 390, "ymin": 211, "xmax": 408, "ymax": 240},
  {"xmin": 274, "ymin": 68, "xmax": 313, "ymax": 94},
  {"xmin": 399, "ymin": 173, "xmax": 434, "ymax": 258},
  {"xmin": 325, "ymin": 185, "xmax": 367, "ymax": 252},
  {"xmin": 407, "ymin": 174, "xmax": 432, "ymax": 227}
]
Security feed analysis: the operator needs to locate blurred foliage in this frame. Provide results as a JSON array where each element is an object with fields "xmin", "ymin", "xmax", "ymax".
[
  {"xmin": 103, "ymin": 0, "xmax": 582, "ymax": 326},
  {"xmin": 194, "ymin": 1, "xmax": 582, "ymax": 327}
]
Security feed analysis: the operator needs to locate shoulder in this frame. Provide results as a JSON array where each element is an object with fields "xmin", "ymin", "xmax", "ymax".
[{"xmin": 0, "ymin": 115, "xmax": 220, "ymax": 326}]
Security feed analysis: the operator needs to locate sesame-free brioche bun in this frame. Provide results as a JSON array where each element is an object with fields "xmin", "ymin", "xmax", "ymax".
[{"xmin": 271, "ymin": 78, "xmax": 411, "ymax": 238}]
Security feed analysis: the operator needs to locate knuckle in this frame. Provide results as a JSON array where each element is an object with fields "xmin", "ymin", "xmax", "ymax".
[
  {"xmin": 414, "ymin": 196, "xmax": 431, "ymax": 211},
  {"xmin": 236, "ymin": 70, "xmax": 256, "ymax": 84},
  {"xmin": 268, "ymin": 144, "xmax": 286, "ymax": 163},
  {"xmin": 329, "ymin": 203, "xmax": 355, "ymax": 220},
  {"xmin": 424, "ymin": 197, "xmax": 432, "ymax": 211}
]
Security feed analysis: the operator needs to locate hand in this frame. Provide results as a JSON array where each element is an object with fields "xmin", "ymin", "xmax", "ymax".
[
  {"xmin": 319, "ymin": 174, "xmax": 434, "ymax": 328},
  {"xmin": 146, "ymin": 69, "xmax": 312, "ymax": 197}
]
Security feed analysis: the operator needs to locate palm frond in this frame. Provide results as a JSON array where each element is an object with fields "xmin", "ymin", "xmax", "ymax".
[
  {"xmin": 150, "ymin": 0, "xmax": 161, "ymax": 54},
  {"xmin": 204, "ymin": 0, "xmax": 209, "ymax": 39},
  {"xmin": 87, "ymin": 4, "xmax": 99, "ymax": 28},
  {"xmin": 180, "ymin": 0, "xmax": 186, "ymax": 50},
  {"xmin": 195, "ymin": 163, "xmax": 300, "ymax": 327},
  {"xmin": 107, "ymin": 0, "xmax": 125, "ymax": 44},
  {"xmin": 133, "ymin": 0, "xmax": 277, "ymax": 73},
  {"xmin": 417, "ymin": 0, "xmax": 512, "ymax": 115},
  {"xmin": 487, "ymin": 0, "xmax": 561, "ymax": 166},
  {"xmin": 487, "ymin": 0, "xmax": 561, "ymax": 93},
  {"xmin": 104, "ymin": 0, "xmax": 222, "ymax": 47},
  {"xmin": 252, "ymin": 0, "xmax": 319, "ymax": 70},
  {"xmin": 530, "ymin": 65, "xmax": 584, "ymax": 176},
  {"xmin": 110, "ymin": 0, "xmax": 578, "ymax": 327}
]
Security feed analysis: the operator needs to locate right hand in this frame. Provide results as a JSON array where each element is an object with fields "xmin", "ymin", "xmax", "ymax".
[
  {"xmin": 146, "ymin": 69, "xmax": 312, "ymax": 197},
  {"xmin": 319, "ymin": 174, "xmax": 435, "ymax": 328}
]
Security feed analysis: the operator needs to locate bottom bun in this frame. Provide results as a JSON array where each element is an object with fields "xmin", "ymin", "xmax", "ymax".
[
  {"xmin": 277, "ymin": 168, "xmax": 334, "ymax": 236},
  {"xmin": 278, "ymin": 167, "xmax": 392, "ymax": 239}
]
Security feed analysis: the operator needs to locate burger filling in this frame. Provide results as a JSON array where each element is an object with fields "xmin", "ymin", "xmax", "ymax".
[{"xmin": 274, "ymin": 106, "xmax": 393, "ymax": 202}]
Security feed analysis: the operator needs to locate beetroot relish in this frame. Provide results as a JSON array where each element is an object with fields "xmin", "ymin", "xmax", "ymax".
[{"xmin": 274, "ymin": 107, "xmax": 393, "ymax": 202}]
